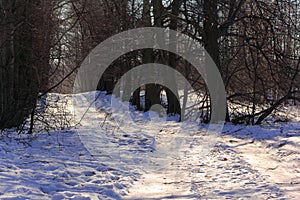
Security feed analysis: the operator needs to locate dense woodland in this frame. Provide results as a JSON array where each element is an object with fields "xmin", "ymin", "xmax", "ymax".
[{"xmin": 0, "ymin": 0, "xmax": 299, "ymax": 133}]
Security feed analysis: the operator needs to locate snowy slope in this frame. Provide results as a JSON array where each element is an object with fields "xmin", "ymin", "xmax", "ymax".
[{"xmin": 0, "ymin": 92, "xmax": 299, "ymax": 199}]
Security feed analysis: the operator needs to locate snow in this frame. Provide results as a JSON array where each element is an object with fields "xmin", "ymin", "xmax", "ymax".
[
  {"xmin": 0, "ymin": 91, "xmax": 299, "ymax": 199},
  {"xmin": 222, "ymin": 124, "xmax": 300, "ymax": 199}
]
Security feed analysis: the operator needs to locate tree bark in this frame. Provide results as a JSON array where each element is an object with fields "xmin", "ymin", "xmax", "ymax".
[
  {"xmin": 0, "ymin": 0, "xmax": 38, "ymax": 129},
  {"xmin": 165, "ymin": 0, "xmax": 182, "ymax": 120},
  {"xmin": 203, "ymin": 0, "xmax": 230, "ymax": 122},
  {"xmin": 143, "ymin": 0, "xmax": 162, "ymax": 112}
]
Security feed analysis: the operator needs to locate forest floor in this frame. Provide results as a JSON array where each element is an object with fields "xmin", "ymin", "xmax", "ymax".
[{"xmin": 0, "ymin": 92, "xmax": 299, "ymax": 199}]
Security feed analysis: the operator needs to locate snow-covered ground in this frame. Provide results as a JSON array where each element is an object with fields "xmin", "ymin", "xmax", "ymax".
[{"xmin": 0, "ymin": 92, "xmax": 299, "ymax": 199}]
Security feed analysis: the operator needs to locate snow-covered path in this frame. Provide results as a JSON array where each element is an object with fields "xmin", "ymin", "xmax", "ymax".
[
  {"xmin": 223, "ymin": 125, "xmax": 300, "ymax": 199},
  {"xmin": 0, "ymin": 92, "xmax": 299, "ymax": 199},
  {"xmin": 125, "ymin": 136, "xmax": 286, "ymax": 200}
]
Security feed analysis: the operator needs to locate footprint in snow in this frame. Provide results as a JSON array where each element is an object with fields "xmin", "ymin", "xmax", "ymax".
[{"xmin": 83, "ymin": 171, "xmax": 96, "ymax": 176}]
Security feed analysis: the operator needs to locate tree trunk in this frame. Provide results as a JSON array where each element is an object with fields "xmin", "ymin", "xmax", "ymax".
[
  {"xmin": 0, "ymin": 0, "xmax": 38, "ymax": 129},
  {"xmin": 203, "ymin": 0, "xmax": 230, "ymax": 122},
  {"xmin": 142, "ymin": 0, "xmax": 162, "ymax": 112},
  {"xmin": 165, "ymin": 0, "xmax": 182, "ymax": 120}
]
